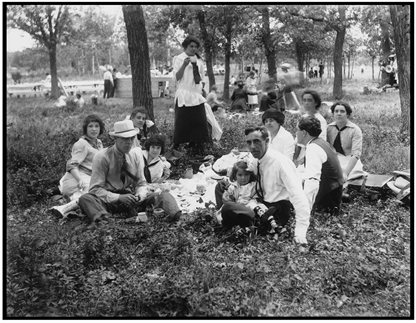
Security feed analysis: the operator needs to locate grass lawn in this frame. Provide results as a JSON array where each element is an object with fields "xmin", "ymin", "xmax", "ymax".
[{"xmin": 6, "ymin": 78, "xmax": 411, "ymax": 317}]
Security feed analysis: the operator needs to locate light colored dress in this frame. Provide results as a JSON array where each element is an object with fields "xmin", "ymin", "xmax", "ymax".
[
  {"xmin": 327, "ymin": 120, "xmax": 367, "ymax": 181},
  {"xmin": 59, "ymin": 136, "xmax": 103, "ymax": 200}
]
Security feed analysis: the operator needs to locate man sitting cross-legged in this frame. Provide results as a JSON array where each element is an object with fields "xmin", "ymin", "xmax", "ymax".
[
  {"xmin": 296, "ymin": 116, "xmax": 344, "ymax": 215},
  {"xmin": 78, "ymin": 120, "xmax": 149, "ymax": 222},
  {"xmin": 219, "ymin": 126, "xmax": 311, "ymax": 244}
]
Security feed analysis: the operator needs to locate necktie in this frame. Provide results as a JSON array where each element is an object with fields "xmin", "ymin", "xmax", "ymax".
[
  {"xmin": 191, "ymin": 62, "xmax": 201, "ymax": 84},
  {"xmin": 143, "ymin": 156, "xmax": 152, "ymax": 183},
  {"xmin": 120, "ymin": 155, "xmax": 140, "ymax": 184},
  {"xmin": 333, "ymin": 125, "xmax": 347, "ymax": 155},
  {"xmin": 255, "ymin": 162, "xmax": 264, "ymax": 201}
]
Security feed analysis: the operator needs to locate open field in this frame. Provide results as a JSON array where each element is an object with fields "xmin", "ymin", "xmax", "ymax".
[{"xmin": 6, "ymin": 79, "xmax": 411, "ymax": 317}]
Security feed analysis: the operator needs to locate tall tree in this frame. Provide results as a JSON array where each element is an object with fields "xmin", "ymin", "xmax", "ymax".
[
  {"xmin": 389, "ymin": 4, "xmax": 410, "ymax": 133},
  {"xmin": 259, "ymin": 6, "xmax": 277, "ymax": 81},
  {"xmin": 122, "ymin": 5, "xmax": 154, "ymax": 123},
  {"xmin": 7, "ymin": 5, "xmax": 72, "ymax": 99}
]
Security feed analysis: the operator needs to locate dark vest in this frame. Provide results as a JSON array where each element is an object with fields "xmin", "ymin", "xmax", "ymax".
[{"xmin": 309, "ymin": 137, "xmax": 344, "ymax": 203}]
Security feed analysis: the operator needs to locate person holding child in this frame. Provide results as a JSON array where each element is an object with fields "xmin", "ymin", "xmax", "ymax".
[
  {"xmin": 50, "ymin": 114, "xmax": 105, "ymax": 218},
  {"xmin": 172, "ymin": 35, "xmax": 211, "ymax": 155},
  {"xmin": 221, "ymin": 161, "xmax": 261, "ymax": 228}
]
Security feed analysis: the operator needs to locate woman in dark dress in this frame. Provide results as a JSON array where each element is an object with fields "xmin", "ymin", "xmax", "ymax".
[
  {"xmin": 172, "ymin": 35, "xmax": 211, "ymax": 155},
  {"xmin": 230, "ymin": 80, "xmax": 249, "ymax": 112}
]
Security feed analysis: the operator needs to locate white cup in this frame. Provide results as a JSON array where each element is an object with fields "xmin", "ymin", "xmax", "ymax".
[{"xmin": 189, "ymin": 56, "xmax": 197, "ymax": 63}]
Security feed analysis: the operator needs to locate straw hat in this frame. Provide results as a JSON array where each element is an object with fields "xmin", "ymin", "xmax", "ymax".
[
  {"xmin": 109, "ymin": 120, "xmax": 139, "ymax": 138},
  {"xmin": 281, "ymin": 63, "xmax": 291, "ymax": 69}
]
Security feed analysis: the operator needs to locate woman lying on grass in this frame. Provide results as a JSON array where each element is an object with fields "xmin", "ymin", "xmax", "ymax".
[{"xmin": 50, "ymin": 114, "xmax": 105, "ymax": 218}]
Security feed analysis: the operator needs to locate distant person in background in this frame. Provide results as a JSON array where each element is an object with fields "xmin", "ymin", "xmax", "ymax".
[
  {"xmin": 230, "ymin": 80, "xmax": 249, "ymax": 112},
  {"xmin": 103, "ymin": 66, "xmax": 113, "ymax": 99},
  {"xmin": 308, "ymin": 67, "xmax": 314, "ymax": 79},
  {"xmin": 319, "ymin": 62, "xmax": 324, "ymax": 79},
  {"xmin": 110, "ymin": 68, "xmax": 118, "ymax": 98},
  {"xmin": 313, "ymin": 67, "xmax": 318, "ymax": 78},
  {"xmin": 245, "ymin": 71, "xmax": 258, "ymax": 110},
  {"xmin": 44, "ymin": 73, "xmax": 51, "ymax": 84},
  {"xmin": 206, "ymin": 85, "xmax": 224, "ymax": 112},
  {"xmin": 360, "ymin": 65, "xmax": 365, "ymax": 74},
  {"xmin": 171, "ymin": 35, "xmax": 211, "ymax": 155},
  {"xmin": 259, "ymin": 91, "xmax": 282, "ymax": 112},
  {"xmin": 74, "ymin": 91, "xmax": 85, "ymax": 108},
  {"xmin": 229, "ymin": 75, "xmax": 236, "ymax": 86}
]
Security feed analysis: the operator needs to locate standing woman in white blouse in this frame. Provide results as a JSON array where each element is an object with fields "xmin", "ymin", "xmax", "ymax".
[{"xmin": 172, "ymin": 35, "xmax": 210, "ymax": 155}]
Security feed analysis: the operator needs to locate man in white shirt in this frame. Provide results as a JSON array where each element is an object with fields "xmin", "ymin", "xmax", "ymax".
[
  {"xmin": 103, "ymin": 66, "xmax": 113, "ymax": 99},
  {"xmin": 296, "ymin": 116, "xmax": 344, "ymax": 215},
  {"xmin": 245, "ymin": 126, "xmax": 310, "ymax": 244}
]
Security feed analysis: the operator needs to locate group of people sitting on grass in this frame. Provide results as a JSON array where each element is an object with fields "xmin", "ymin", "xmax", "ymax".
[{"xmin": 50, "ymin": 86, "xmax": 365, "ymax": 245}]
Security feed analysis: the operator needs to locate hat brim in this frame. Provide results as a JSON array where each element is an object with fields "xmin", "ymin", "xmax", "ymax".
[{"xmin": 109, "ymin": 128, "xmax": 139, "ymax": 138}]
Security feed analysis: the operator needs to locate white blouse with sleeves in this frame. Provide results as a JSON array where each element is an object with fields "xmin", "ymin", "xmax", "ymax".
[{"xmin": 172, "ymin": 52, "xmax": 206, "ymax": 107}]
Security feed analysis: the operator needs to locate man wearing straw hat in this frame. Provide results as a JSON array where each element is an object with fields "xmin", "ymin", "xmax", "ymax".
[{"xmin": 78, "ymin": 120, "xmax": 148, "ymax": 222}]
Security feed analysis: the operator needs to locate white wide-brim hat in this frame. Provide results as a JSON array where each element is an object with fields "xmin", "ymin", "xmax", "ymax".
[
  {"xmin": 109, "ymin": 120, "xmax": 139, "ymax": 138},
  {"xmin": 281, "ymin": 63, "xmax": 291, "ymax": 69}
]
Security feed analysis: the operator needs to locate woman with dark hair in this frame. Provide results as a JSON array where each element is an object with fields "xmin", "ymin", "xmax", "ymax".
[
  {"xmin": 230, "ymin": 80, "xmax": 249, "ymax": 112},
  {"xmin": 141, "ymin": 135, "xmax": 171, "ymax": 184},
  {"xmin": 294, "ymin": 89, "xmax": 327, "ymax": 166},
  {"xmin": 172, "ymin": 35, "xmax": 210, "ymax": 155},
  {"xmin": 129, "ymin": 106, "xmax": 155, "ymax": 148},
  {"xmin": 50, "ymin": 114, "xmax": 105, "ymax": 217},
  {"xmin": 262, "ymin": 108, "xmax": 295, "ymax": 160},
  {"xmin": 327, "ymin": 102, "xmax": 367, "ymax": 182},
  {"xmin": 132, "ymin": 135, "xmax": 181, "ymax": 221}
]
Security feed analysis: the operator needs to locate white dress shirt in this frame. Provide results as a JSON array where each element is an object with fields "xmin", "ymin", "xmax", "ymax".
[
  {"xmin": 301, "ymin": 140, "xmax": 327, "ymax": 209},
  {"xmin": 252, "ymin": 148, "xmax": 310, "ymax": 240},
  {"xmin": 269, "ymin": 126, "xmax": 296, "ymax": 160}
]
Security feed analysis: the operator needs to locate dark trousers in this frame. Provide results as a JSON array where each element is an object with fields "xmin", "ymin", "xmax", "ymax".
[
  {"xmin": 103, "ymin": 80, "xmax": 112, "ymax": 98},
  {"xmin": 79, "ymin": 191, "xmax": 180, "ymax": 222},
  {"xmin": 221, "ymin": 202, "xmax": 255, "ymax": 229},
  {"xmin": 314, "ymin": 185, "xmax": 342, "ymax": 212}
]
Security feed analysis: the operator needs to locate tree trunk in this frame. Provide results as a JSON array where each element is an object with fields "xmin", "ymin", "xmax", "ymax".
[
  {"xmin": 49, "ymin": 45, "xmax": 60, "ymax": 99},
  {"xmin": 122, "ymin": 5, "xmax": 155, "ymax": 123},
  {"xmin": 333, "ymin": 5, "xmax": 346, "ymax": 100},
  {"xmin": 380, "ymin": 20, "xmax": 392, "ymax": 86},
  {"xmin": 261, "ymin": 6, "xmax": 277, "ymax": 82},
  {"xmin": 223, "ymin": 19, "xmax": 232, "ymax": 100},
  {"xmin": 371, "ymin": 56, "xmax": 375, "ymax": 80},
  {"xmin": 197, "ymin": 9, "xmax": 215, "ymax": 91},
  {"xmin": 389, "ymin": 5, "xmax": 410, "ymax": 133}
]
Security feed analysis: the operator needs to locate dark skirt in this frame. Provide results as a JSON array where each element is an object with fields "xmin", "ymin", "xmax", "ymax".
[
  {"xmin": 230, "ymin": 97, "xmax": 249, "ymax": 112},
  {"xmin": 173, "ymin": 100, "xmax": 210, "ymax": 144}
]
